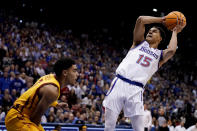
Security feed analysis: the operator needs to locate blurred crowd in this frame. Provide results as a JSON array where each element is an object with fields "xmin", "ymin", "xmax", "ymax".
[{"xmin": 0, "ymin": 14, "xmax": 197, "ymax": 131}]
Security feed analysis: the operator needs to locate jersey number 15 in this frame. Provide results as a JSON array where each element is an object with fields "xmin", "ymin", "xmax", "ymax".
[{"xmin": 136, "ymin": 55, "xmax": 152, "ymax": 67}]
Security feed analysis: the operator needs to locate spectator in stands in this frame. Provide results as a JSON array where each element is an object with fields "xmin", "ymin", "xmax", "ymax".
[
  {"xmin": 55, "ymin": 109, "xmax": 63, "ymax": 123},
  {"xmin": 10, "ymin": 89, "xmax": 17, "ymax": 103},
  {"xmin": 89, "ymin": 84, "xmax": 97, "ymax": 96},
  {"xmin": 47, "ymin": 114, "xmax": 55, "ymax": 123},
  {"xmin": 0, "ymin": 89, "xmax": 3, "ymax": 105},
  {"xmin": 65, "ymin": 112, "xmax": 75, "ymax": 124},
  {"xmin": 175, "ymin": 96, "xmax": 184, "ymax": 110},
  {"xmin": 79, "ymin": 125, "xmax": 87, "ymax": 131},
  {"xmin": 187, "ymin": 122, "xmax": 197, "ymax": 131},
  {"xmin": 152, "ymin": 108, "xmax": 159, "ymax": 120},
  {"xmin": 0, "ymin": 105, "xmax": 5, "ymax": 121},
  {"xmin": 32, "ymin": 69, "xmax": 40, "ymax": 83},
  {"xmin": 87, "ymin": 116, "xmax": 93, "ymax": 124},
  {"xmin": 9, "ymin": 72, "xmax": 24, "ymax": 95},
  {"xmin": 24, "ymin": 61, "xmax": 34, "ymax": 76},
  {"xmin": 1, "ymin": 89, "xmax": 12, "ymax": 114},
  {"xmin": 18, "ymin": 72, "xmax": 27, "ymax": 85},
  {"xmin": 167, "ymin": 119, "xmax": 175, "ymax": 131},
  {"xmin": 41, "ymin": 115, "xmax": 47, "ymax": 123},
  {"xmin": 58, "ymin": 113, "xmax": 65, "ymax": 123},
  {"xmin": 63, "ymin": 111, "xmax": 69, "ymax": 122},
  {"xmin": 158, "ymin": 107, "xmax": 168, "ymax": 130},
  {"xmin": 67, "ymin": 88, "xmax": 77, "ymax": 109},
  {"xmin": 91, "ymin": 115, "xmax": 102, "ymax": 125},
  {"xmin": 144, "ymin": 103, "xmax": 152, "ymax": 131},
  {"xmin": 75, "ymin": 82, "xmax": 83, "ymax": 99},
  {"xmin": 150, "ymin": 117, "xmax": 159, "ymax": 131},
  {"xmin": 0, "ymin": 69, "xmax": 11, "ymax": 92},
  {"xmin": 0, "ymin": 44, "xmax": 7, "ymax": 70},
  {"xmin": 9, "ymin": 71, "xmax": 15, "ymax": 81},
  {"xmin": 75, "ymin": 113, "xmax": 85, "ymax": 125},
  {"xmin": 3, "ymin": 51, "xmax": 13, "ymax": 67},
  {"xmin": 118, "ymin": 117, "xmax": 130, "ymax": 126},
  {"xmin": 60, "ymin": 95, "xmax": 67, "ymax": 103},
  {"xmin": 175, "ymin": 120, "xmax": 186, "ymax": 131},
  {"xmin": 35, "ymin": 63, "xmax": 46, "ymax": 77}
]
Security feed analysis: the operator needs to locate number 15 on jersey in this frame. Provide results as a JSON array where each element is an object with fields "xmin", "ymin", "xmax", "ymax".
[{"xmin": 136, "ymin": 55, "xmax": 152, "ymax": 67}]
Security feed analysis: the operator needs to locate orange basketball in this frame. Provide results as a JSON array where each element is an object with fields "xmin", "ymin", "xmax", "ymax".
[{"xmin": 164, "ymin": 11, "xmax": 186, "ymax": 30}]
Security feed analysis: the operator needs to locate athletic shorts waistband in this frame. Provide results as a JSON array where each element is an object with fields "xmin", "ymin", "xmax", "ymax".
[{"xmin": 116, "ymin": 74, "xmax": 144, "ymax": 88}]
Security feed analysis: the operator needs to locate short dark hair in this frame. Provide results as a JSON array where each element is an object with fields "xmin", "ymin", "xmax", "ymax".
[
  {"xmin": 53, "ymin": 57, "xmax": 75, "ymax": 77},
  {"xmin": 152, "ymin": 26, "xmax": 166, "ymax": 44}
]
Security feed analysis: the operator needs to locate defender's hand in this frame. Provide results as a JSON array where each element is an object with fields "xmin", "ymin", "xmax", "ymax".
[{"xmin": 56, "ymin": 102, "xmax": 68, "ymax": 109}]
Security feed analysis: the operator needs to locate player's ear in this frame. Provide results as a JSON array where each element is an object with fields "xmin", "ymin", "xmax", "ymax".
[
  {"xmin": 62, "ymin": 70, "xmax": 68, "ymax": 77},
  {"xmin": 160, "ymin": 36, "xmax": 162, "ymax": 42}
]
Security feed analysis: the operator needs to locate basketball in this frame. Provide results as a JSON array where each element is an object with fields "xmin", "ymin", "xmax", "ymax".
[{"xmin": 164, "ymin": 11, "xmax": 186, "ymax": 30}]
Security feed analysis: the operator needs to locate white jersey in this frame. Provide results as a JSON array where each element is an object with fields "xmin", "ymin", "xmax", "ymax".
[{"xmin": 116, "ymin": 40, "xmax": 162, "ymax": 86}]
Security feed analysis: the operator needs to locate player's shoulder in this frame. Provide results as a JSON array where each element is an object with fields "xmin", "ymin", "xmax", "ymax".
[
  {"xmin": 38, "ymin": 74, "xmax": 59, "ymax": 85},
  {"xmin": 131, "ymin": 40, "xmax": 146, "ymax": 49},
  {"xmin": 42, "ymin": 74, "xmax": 55, "ymax": 80},
  {"xmin": 39, "ymin": 84, "xmax": 59, "ymax": 97}
]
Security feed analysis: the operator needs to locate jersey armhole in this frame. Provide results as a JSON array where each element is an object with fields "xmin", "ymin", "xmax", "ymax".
[
  {"xmin": 37, "ymin": 83, "xmax": 59, "ymax": 98},
  {"xmin": 158, "ymin": 50, "xmax": 163, "ymax": 69},
  {"xmin": 130, "ymin": 40, "xmax": 145, "ymax": 51},
  {"xmin": 159, "ymin": 50, "xmax": 163, "ymax": 61}
]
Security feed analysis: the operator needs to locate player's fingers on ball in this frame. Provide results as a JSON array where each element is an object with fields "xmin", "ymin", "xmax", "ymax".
[{"xmin": 180, "ymin": 17, "xmax": 184, "ymax": 26}]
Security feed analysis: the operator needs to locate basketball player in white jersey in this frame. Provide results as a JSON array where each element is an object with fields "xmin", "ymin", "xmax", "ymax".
[{"xmin": 103, "ymin": 15, "xmax": 185, "ymax": 131}]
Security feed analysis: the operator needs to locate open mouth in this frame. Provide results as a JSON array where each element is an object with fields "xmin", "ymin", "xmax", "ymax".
[{"xmin": 147, "ymin": 34, "xmax": 152, "ymax": 38}]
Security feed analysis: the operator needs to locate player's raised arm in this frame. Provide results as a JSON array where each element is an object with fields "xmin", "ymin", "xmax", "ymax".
[
  {"xmin": 159, "ymin": 24, "xmax": 185, "ymax": 68},
  {"xmin": 132, "ymin": 16, "xmax": 164, "ymax": 48}
]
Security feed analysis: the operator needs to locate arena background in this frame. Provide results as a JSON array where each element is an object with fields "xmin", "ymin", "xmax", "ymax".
[{"xmin": 0, "ymin": 1, "xmax": 197, "ymax": 131}]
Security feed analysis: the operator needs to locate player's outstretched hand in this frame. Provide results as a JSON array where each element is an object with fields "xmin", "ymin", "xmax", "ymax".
[
  {"xmin": 172, "ymin": 17, "xmax": 186, "ymax": 33},
  {"xmin": 56, "ymin": 102, "xmax": 68, "ymax": 109}
]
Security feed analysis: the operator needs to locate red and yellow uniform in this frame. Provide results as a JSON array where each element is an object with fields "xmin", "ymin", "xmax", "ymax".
[{"xmin": 5, "ymin": 74, "xmax": 60, "ymax": 131}]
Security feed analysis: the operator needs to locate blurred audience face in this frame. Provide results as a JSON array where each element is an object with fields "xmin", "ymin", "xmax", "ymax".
[
  {"xmin": 159, "ymin": 108, "xmax": 165, "ymax": 116},
  {"xmin": 11, "ymin": 89, "xmax": 17, "ymax": 96},
  {"xmin": 4, "ymin": 89, "xmax": 10, "ymax": 95},
  {"xmin": 60, "ymin": 95, "xmax": 67, "ymax": 102},
  {"xmin": 68, "ymin": 113, "xmax": 74, "ymax": 121},
  {"xmin": 3, "ymin": 71, "xmax": 9, "ymax": 78}
]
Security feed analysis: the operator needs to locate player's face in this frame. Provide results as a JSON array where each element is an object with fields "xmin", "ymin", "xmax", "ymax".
[
  {"xmin": 146, "ymin": 27, "xmax": 162, "ymax": 44},
  {"xmin": 66, "ymin": 65, "xmax": 79, "ymax": 85}
]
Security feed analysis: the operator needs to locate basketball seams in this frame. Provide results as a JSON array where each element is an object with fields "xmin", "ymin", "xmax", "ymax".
[
  {"xmin": 166, "ymin": 18, "xmax": 177, "ymax": 19},
  {"xmin": 165, "ymin": 11, "xmax": 186, "ymax": 30},
  {"xmin": 172, "ymin": 12, "xmax": 179, "ymax": 25},
  {"xmin": 166, "ymin": 23, "xmax": 177, "ymax": 30}
]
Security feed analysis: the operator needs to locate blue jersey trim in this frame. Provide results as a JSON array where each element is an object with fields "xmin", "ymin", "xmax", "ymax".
[
  {"xmin": 159, "ymin": 50, "xmax": 163, "ymax": 61},
  {"xmin": 158, "ymin": 50, "xmax": 163, "ymax": 69},
  {"xmin": 105, "ymin": 77, "xmax": 119, "ymax": 96}
]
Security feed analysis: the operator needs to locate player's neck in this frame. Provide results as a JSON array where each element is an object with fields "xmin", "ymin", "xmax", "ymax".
[
  {"xmin": 146, "ymin": 40, "xmax": 159, "ymax": 49},
  {"xmin": 149, "ymin": 42, "xmax": 158, "ymax": 49},
  {"xmin": 150, "ymin": 44, "xmax": 158, "ymax": 49},
  {"xmin": 55, "ymin": 75, "xmax": 67, "ymax": 88}
]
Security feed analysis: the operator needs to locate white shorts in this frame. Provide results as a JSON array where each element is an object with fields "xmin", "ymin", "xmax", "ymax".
[{"xmin": 103, "ymin": 77, "xmax": 144, "ymax": 117}]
